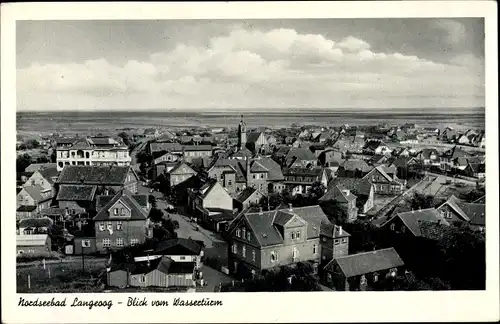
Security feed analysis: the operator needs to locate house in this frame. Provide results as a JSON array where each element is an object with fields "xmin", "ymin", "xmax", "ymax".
[
  {"xmin": 156, "ymin": 130, "xmax": 177, "ymax": 142},
  {"xmin": 319, "ymin": 224, "xmax": 350, "ymax": 266},
  {"xmin": 380, "ymin": 208, "xmax": 450, "ymax": 237},
  {"xmin": 56, "ymin": 165, "xmax": 139, "ymax": 193},
  {"xmin": 226, "ymin": 205, "xmax": 331, "ymax": 276},
  {"xmin": 182, "ymin": 145, "xmax": 213, "ymax": 163},
  {"xmin": 18, "ymin": 217, "xmax": 53, "ymax": 235},
  {"xmin": 390, "ymin": 156, "xmax": 420, "ymax": 179},
  {"xmin": 165, "ymin": 161, "xmax": 198, "ymax": 188},
  {"xmin": 437, "ymin": 195, "xmax": 485, "ymax": 231},
  {"xmin": 318, "ymin": 150, "xmax": 344, "ymax": 168},
  {"xmin": 208, "ymin": 157, "xmax": 284, "ymax": 195},
  {"xmin": 336, "ymin": 159, "xmax": 373, "ymax": 178},
  {"xmin": 148, "ymin": 143, "xmax": 213, "ymax": 163},
  {"xmin": 56, "ymin": 184, "xmax": 98, "ymax": 217},
  {"xmin": 318, "ymin": 186, "xmax": 358, "ymax": 223},
  {"xmin": 322, "ymin": 248, "xmax": 404, "ymax": 291},
  {"xmin": 143, "ymin": 128, "xmax": 161, "ymax": 138},
  {"xmin": 23, "ymin": 164, "xmax": 59, "ymax": 197},
  {"xmin": 282, "ymin": 167, "xmax": 327, "ymax": 196},
  {"xmin": 16, "ymin": 234, "xmax": 52, "ymax": 256},
  {"xmin": 439, "ymin": 146, "xmax": 471, "ymax": 171},
  {"xmin": 463, "ymin": 162, "xmax": 485, "ymax": 179},
  {"xmin": 399, "ymin": 135, "xmax": 419, "ymax": 145},
  {"xmin": 153, "ymin": 152, "xmax": 181, "ymax": 165},
  {"xmin": 415, "ymin": 148, "xmax": 440, "ymax": 167},
  {"xmin": 133, "ymin": 238, "xmax": 204, "ymax": 269},
  {"xmin": 246, "ymin": 131, "xmax": 269, "ymax": 154},
  {"xmin": 93, "ymin": 190, "xmax": 152, "ymax": 253},
  {"xmin": 439, "ymin": 127, "xmax": 458, "ymax": 142},
  {"xmin": 56, "ymin": 136, "xmax": 131, "ymax": 171},
  {"xmin": 367, "ymin": 154, "xmax": 389, "ymax": 166},
  {"xmin": 474, "ymin": 132, "xmax": 485, "ymax": 148},
  {"xmin": 363, "ymin": 166, "xmax": 406, "ymax": 195},
  {"xmin": 363, "ymin": 140, "xmax": 391, "ymax": 155},
  {"xmin": 187, "ymin": 181, "xmax": 235, "ymax": 232},
  {"xmin": 234, "ymin": 187, "xmax": 266, "ymax": 211},
  {"xmin": 108, "ymin": 256, "xmax": 196, "ymax": 288},
  {"xmin": 320, "ymin": 178, "xmax": 374, "ymax": 215},
  {"xmin": 16, "ymin": 185, "xmax": 53, "ymax": 220},
  {"xmin": 332, "ymin": 136, "xmax": 365, "ymax": 153}
]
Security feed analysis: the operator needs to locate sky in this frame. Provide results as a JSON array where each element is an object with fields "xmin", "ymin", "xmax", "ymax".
[{"xmin": 16, "ymin": 18, "xmax": 485, "ymax": 111}]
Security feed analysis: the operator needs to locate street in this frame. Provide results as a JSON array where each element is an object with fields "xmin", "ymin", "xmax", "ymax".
[{"xmin": 135, "ymin": 181, "xmax": 229, "ymax": 266}]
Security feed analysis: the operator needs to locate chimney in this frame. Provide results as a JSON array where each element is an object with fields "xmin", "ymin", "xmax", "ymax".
[
  {"xmin": 341, "ymin": 189, "xmax": 350, "ymax": 196},
  {"xmin": 259, "ymin": 207, "xmax": 263, "ymax": 215},
  {"xmin": 338, "ymin": 226, "xmax": 343, "ymax": 235},
  {"xmin": 288, "ymin": 203, "xmax": 293, "ymax": 211}
]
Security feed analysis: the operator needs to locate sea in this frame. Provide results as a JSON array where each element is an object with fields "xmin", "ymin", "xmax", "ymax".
[{"xmin": 16, "ymin": 108, "xmax": 485, "ymax": 137}]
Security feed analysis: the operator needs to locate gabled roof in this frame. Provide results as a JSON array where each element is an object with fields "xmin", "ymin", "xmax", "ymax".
[
  {"xmin": 38, "ymin": 166, "xmax": 60, "ymax": 185},
  {"xmin": 391, "ymin": 156, "xmax": 416, "ymax": 168},
  {"xmin": 93, "ymin": 189, "xmax": 148, "ymax": 221},
  {"xmin": 363, "ymin": 140, "xmax": 386, "ymax": 150},
  {"xmin": 57, "ymin": 166, "xmax": 132, "ymax": 186},
  {"xmin": 285, "ymin": 147, "xmax": 317, "ymax": 165},
  {"xmin": 150, "ymin": 238, "xmax": 203, "ymax": 256},
  {"xmin": 16, "ymin": 205, "xmax": 37, "ymax": 212},
  {"xmin": 249, "ymin": 161, "xmax": 269, "ymax": 173},
  {"xmin": 255, "ymin": 157, "xmax": 283, "ymax": 181},
  {"xmin": 22, "ymin": 184, "xmax": 52, "ymax": 202},
  {"xmin": 382, "ymin": 208, "xmax": 450, "ymax": 237},
  {"xmin": 324, "ymin": 247, "xmax": 404, "ymax": 277},
  {"xmin": 438, "ymin": 195, "xmax": 470, "ymax": 221},
  {"xmin": 231, "ymin": 148, "xmax": 253, "ymax": 159},
  {"xmin": 56, "ymin": 184, "xmax": 97, "ymax": 201},
  {"xmin": 340, "ymin": 159, "xmax": 373, "ymax": 173},
  {"xmin": 324, "ymin": 177, "xmax": 373, "ymax": 197},
  {"xmin": 319, "ymin": 223, "xmax": 351, "ymax": 238},
  {"xmin": 229, "ymin": 205, "xmax": 331, "ymax": 247},
  {"xmin": 417, "ymin": 148, "xmax": 439, "ymax": 160},
  {"xmin": 319, "ymin": 185, "xmax": 356, "ymax": 203},
  {"xmin": 247, "ymin": 132, "xmax": 263, "ymax": 144},
  {"xmin": 364, "ymin": 166, "xmax": 394, "ymax": 183},
  {"xmin": 473, "ymin": 195, "xmax": 486, "ymax": 204},
  {"xmin": 235, "ymin": 187, "xmax": 263, "ymax": 203},
  {"xmin": 168, "ymin": 161, "xmax": 197, "ymax": 175}
]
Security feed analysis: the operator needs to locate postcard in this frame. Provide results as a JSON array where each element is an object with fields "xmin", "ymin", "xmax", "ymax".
[{"xmin": 1, "ymin": 1, "xmax": 499, "ymax": 323}]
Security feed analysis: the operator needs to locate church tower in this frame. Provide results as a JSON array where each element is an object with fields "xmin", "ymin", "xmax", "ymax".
[{"xmin": 238, "ymin": 115, "xmax": 247, "ymax": 150}]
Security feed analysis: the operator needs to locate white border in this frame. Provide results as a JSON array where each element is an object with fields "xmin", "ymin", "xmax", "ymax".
[{"xmin": 2, "ymin": 2, "xmax": 499, "ymax": 323}]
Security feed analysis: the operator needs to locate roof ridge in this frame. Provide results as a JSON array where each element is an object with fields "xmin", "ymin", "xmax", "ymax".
[{"xmin": 335, "ymin": 247, "xmax": 396, "ymax": 259}]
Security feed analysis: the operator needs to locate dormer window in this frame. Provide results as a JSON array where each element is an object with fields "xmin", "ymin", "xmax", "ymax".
[
  {"xmin": 242, "ymin": 246, "xmax": 246, "ymax": 257},
  {"xmin": 291, "ymin": 232, "xmax": 295, "ymax": 240},
  {"xmin": 334, "ymin": 239, "xmax": 340, "ymax": 245},
  {"xmin": 117, "ymin": 221, "xmax": 123, "ymax": 230},
  {"xmin": 99, "ymin": 223, "xmax": 105, "ymax": 231},
  {"xmin": 252, "ymin": 250, "xmax": 256, "ymax": 261},
  {"xmin": 113, "ymin": 208, "xmax": 118, "ymax": 216},
  {"xmin": 120, "ymin": 208, "xmax": 125, "ymax": 216},
  {"xmin": 296, "ymin": 231, "xmax": 300, "ymax": 239},
  {"xmin": 270, "ymin": 251, "xmax": 277, "ymax": 262},
  {"xmin": 242, "ymin": 227, "xmax": 246, "ymax": 239},
  {"xmin": 246, "ymin": 232, "xmax": 251, "ymax": 240},
  {"xmin": 236, "ymin": 229, "xmax": 241, "ymax": 238},
  {"xmin": 313, "ymin": 244, "xmax": 318, "ymax": 254}
]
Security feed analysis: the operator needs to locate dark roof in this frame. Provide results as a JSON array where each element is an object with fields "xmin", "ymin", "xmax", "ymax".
[
  {"xmin": 57, "ymin": 166, "xmax": 132, "ymax": 186},
  {"xmin": 56, "ymin": 184, "xmax": 97, "ymax": 201},
  {"xmin": 363, "ymin": 140, "xmax": 386, "ymax": 151},
  {"xmin": 319, "ymin": 223, "xmax": 351, "ymax": 238},
  {"xmin": 473, "ymin": 195, "xmax": 486, "ymax": 204},
  {"xmin": 132, "ymin": 195, "xmax": 148, "ymax": 207},
  {"xmin": 285, "ymin": 147, "xmax": 317, "ymax": 165},
  {"xmin": 283, "ymin": 166, "xmax": 323, "ymax": 177},
  {"xmin": 319, "ymin": 185, "xmax": 356, "ymax": 203},
  {"xmin": 93, "ymin": 190, "xmax": 148, "ymax": 221},
  {"xmin": 340, "ymin": 159, "xmax": 373, "ymax": 173},
  {"xmin": 324, "ymin": 177, "xmax": 373, "ymax": 198},
  {"xmin": 382, "ymin": 208, "xmax": 450, "ymax": 237},
  {"xmin": 19, "ymin": 217, "xmax": 53, "ymax": 228},
  {"xmin": 38, "ymin": 166, "xmax": 60, "ymax": 184},
  {"xmin": 325, "ymin": 247, "xmax": 404, "ymax": 277},
  {"xmin": 17, "ymin": 205, "xmax": 37, "ymax": 212},
  {"xmin": 25, "ymin": 163, "xmax": 57, "ymax": 173},
  {"xmin": 468, "ymin": 163, "xmax": 485, "ymax": 173},
  {"xmin": 229, "ymin": 205, "xmax": 331, "ymax": 247},
  {"xmin": 236, "ymin": 187, "xmax": 261, "ymax": 203},
  {"xmin": 150, "ymin": 238, "xmax": 203, "ymax": 256},
  {"xmin": 183, "ymin": 144, "xmax": 212, "ymax": 152},
  {"xmin": 150, "ymin": 142, "xmax": 184, "ymax": 153},
  {"xmin": 247, "ymin": 132, "xmax": 263, "ymax": 144}
]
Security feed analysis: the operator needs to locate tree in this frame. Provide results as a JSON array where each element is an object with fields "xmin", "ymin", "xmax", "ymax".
[
  {"xmin": 117, "ymin": 131, "xmax": 132, "ymax": 147},
  {"xmin": 36, "ymin": 156, "xmax": 50, "ymax": 164},
  {"xmin": 459, "ymin": 187, "xmax": 485, "ymax": 202},
  {"xmin": 408, "ymin": 192, "xmax": 435, "ymax": 210},
  {"xmin": 148, "ymin": 195, "xmax": 157, "ymax": 209},
  {"xmin": 305, "ymin": 181, "xmax": 326, "ymax": 205},
  {"xmin": 50, "ymin": 150, "xmax": 57, "ymax": 163},
  {"xmin": 320, "ymin": 199, "xmax": 348, "ymax": 225},
  {"xmin": 136, "ymin": 151, "xmax": 153, "ymax": 165},
  {"xmin": 148, "ymin": 208, "xmax": 164, "ymax": 223},
  {"xmin": 48, "ymin": 224, "xmax": 65, "ymax": 252},
  {"xmin": 16, "ymin": 154, "xmax": 32, "ymax": 172}
]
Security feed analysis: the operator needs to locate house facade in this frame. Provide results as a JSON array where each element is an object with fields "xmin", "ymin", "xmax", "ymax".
[
  {"xmin": 56, "ymin": 136, "xmax": 131, "ymax": 171},
  {"xmin": 282, "ymin": 167, "xmax": 327, "ymax": 196},
  {"xmin": 93, "ymin": 190, "xmax": 152, "ymax": 253},
  {"xmin": 226, "ymin": 205, "xmax": 331, "ymax": 277},
  {"xmin": 166, "ymin": 162, "xmax": 198, "ymax": 188},
  {"xmin": 363, "ymin": 166, "xmax": 405, "ymax": 195},
  {"xmin": 16, "ymin": 234, "xmax": 52, "ymax": 256}
]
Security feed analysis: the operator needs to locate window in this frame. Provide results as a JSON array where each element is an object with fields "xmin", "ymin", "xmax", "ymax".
[
  {"xmin": 313, "ymin": 244, "xmax": 318, "ymax": 254},
  {"xmin": 334, "ymin": 239, "xmax": 340, "ymax": 245},
  {"xmin": 360, "ymin": 275, "xmax": 367, "ymax": 285},
  {"xmin": 292, "ymin": 248, "xmax": 298, "ymax": 260},
  {"xmin": 179, "ymin": 256, "xmax": 186, "ymax": 260},
  {"xmin": 99, "ymin": 222, "xmax": 105, "ymax": 231},
  {"xmin": 228, "ymin": 179, "xmax": 232, "ymax": 186},
  {"xmin": 247, "ymin": 232, "xmax": 251, "ymax": 241},
  {"xmin": 253, "ymin": 175, "xmax": 256, "ymax": 179},
  {"xmin": 296, "ymin": 231, "xmax": 300, "ymax": 239},
  {"xmin": 322, "ymin": 237, "xmax": 327, "ymax": 242},
  {"xmin": 327, "ymin": 273, "xmax": 332, "ymax": 282},
  {"xmin": 252, "ymin": 250, "xmax": 256, "ymax": 262},
  {"xmin": 270, "ymin": 251, "xmax": 277, "ymax": 262},
  {"xmin": 232, "ymin": 243, "xmax": 238, "ymax": 254},
  {"xmin": 120, "ymin": 208, "xmax": 125, "ymax": 216},
  {"xmin": 341, "ymin": 238, "xmax": 347, "ymax": 244},
  {"xmin": 401, "ymin": 226, "xmax": 406, "ymax": 233},
  {"xmin": 102, "ymin": 238, "xmax": 110, "ymax": 247},
  {"xmin": 291, "ymin": 232, "xmax": 295, "ymax": 239},
  {"xmin": 373, "ymin": 273, "xmax": 379, "ymax": 282},
  {"xmin": 139, "ymin": 275, "xmax": 146, "ymax": 283},
  {"xmin": 116, "ymin": 238, "xmax": 124, "ymax": 247},
  {"xmin": 242, "ymin": 227, "xmax": 246, "ymax": 239},
  {"xmin": 242, "ymin": 246, "xmax": 246, "ymax": 257},
  {"xmin": 130, "ymin": 238, "xmax": 139, "ymax": 246},
  {"xmin": 390, "ymin": 223, "xmax": 396, "ymax": 231},
  {"xmin": 113, "ymin": 208, "xmax": 118, "ymax": 215},
  {"xmin": 236, "ymin": 229, "xmax": 241, "ymax": 238}
]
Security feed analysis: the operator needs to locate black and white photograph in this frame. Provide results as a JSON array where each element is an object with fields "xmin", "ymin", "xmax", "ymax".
[{"xmin": 2, "ymin": 1, "xmax": 498, "ymax": 323}]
